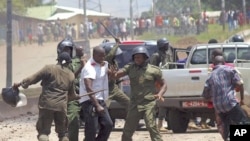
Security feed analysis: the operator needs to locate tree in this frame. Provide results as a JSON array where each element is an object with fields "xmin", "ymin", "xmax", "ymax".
[
  {"xmin": 155, "ymin": 0, "xmax": 200, "ymax": 16},
  {"xmin": 0, "ymin": 0, "xmax": 44, "ymax": 14}
]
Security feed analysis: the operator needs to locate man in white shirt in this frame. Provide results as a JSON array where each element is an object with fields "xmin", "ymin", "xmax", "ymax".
[{"xmin": 79, "ymin": 46, "xmax": 113, "ymax": 141}]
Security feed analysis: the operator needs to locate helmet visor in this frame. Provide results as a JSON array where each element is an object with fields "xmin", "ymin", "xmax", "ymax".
[{"xmin": 16, "ymin": 93, "xmax": 27, "ymax": 107}]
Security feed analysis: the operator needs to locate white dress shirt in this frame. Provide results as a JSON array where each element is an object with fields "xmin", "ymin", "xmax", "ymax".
[{"xmin": 79, "ymin": 58, "xmax": 109, "ymax": 103}]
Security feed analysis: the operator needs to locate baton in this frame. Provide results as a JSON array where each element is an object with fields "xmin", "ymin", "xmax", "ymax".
[
  {"xmin": 79, "ymin": 89, "xmax": 107, "ymax": 97},
  {"xmin": 99, "ymin": 22, "xmax": 117, "ymax": 39}
]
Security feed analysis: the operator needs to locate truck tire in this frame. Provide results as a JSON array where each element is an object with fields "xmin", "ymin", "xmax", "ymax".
[{"xmin": 168, "ymin": 109, "xmax": 189, "ymax": 133}]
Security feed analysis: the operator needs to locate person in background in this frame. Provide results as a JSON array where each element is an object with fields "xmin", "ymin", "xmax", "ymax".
[
  {"xmin": 150, "ymin": 38, "xmax": 174, "ymax": 132},
  {"xmin": 13, "ymin": 52, "xmax": 79, "ymax": 141},
  {"xmin": 37, "ymin": 24, "xmax": 44, "ymax": 46},
  {"xmin": 150, "ymin": 38, "xmax": 174, "ymax": 69},
  {"xmin": 176, "ymin": 46, "xmax": 192, "ymax": 69},
  {"xmin": 113, "ymin": 46, "xmax": 167, "ymax": 141}
]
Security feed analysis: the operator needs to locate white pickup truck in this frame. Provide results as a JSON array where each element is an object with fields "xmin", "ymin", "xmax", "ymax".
[{"xmin": 158, "ymin": 42, "xmax": 250, "ymax": 133}]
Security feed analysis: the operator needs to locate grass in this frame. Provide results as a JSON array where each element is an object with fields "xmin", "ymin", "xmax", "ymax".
[{"xmin": 137, "ymin": 24, "xmax": 250, "ymax": 46}]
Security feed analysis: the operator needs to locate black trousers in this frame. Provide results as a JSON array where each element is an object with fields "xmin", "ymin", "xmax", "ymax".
[
  {"xmin": 219, "ymin": 104, "xmax": 249, "ymax": 141},
  {"xmin": 80, "ymin": 100, "xmax": 113, "ymax": 141}
]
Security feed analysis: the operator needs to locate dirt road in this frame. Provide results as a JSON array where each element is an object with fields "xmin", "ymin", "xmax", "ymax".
[
  {"xmin": 0, "ymin": 113, "xmax": 222, "ymax": 141},
  {"xmin": 0, "ymin": 38, "xmax": 110, "ymax": 89}
]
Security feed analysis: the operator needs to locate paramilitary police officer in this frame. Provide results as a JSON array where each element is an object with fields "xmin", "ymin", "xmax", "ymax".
[
  {"xmin": 57, "ymin": 39, "xmax": 86, "ymax": 141},
  {"xmin": 150, "ymin": 38, "xmax": 174, "ymax": 69},
  {"xmin": 102, "ymin": 38, "xmax": 130, "ymax": 119},
  {"xmin": 113, "ymin": 46, "xmax": 167, "ymax": 141},
  {"xmin": 13, "ymin": 52, "xmax": 79, "ymax": 141},
  {"xmin": 150, "ymin": 38, "xmax": 174, "ymax": 132}
]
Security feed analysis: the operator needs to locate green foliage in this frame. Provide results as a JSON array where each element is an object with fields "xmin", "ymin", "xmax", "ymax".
[
  {"xmin": 137, "ymin": 24, "xmax": 250, "ymax": 45},
  {"xmin": 200, "ymin": 0, "xmax": 249, "ymax": 11},
  {"xmin": 155, "ymin": 0, "xmax": 200, "ymax": 16},
  {"xmin": 152, "ymin": 0, "xmax": 250, "ymax": 16},
  {"xmin": 0, "ymin": 0, "xmax": 44, "ymax": 14}
]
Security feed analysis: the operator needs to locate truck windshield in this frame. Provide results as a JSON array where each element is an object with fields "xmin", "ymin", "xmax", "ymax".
[{"xmin": 116, "ymin": 44, "xmax": 157, "ymax": 68}]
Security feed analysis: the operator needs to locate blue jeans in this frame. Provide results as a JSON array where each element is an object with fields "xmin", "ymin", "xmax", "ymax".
[
  {"xmin": 219, "ymin": 103, "xmax": 248, "ymax": 141},
  {"xmin": 80, "ymin": 100, "xmax": 113, "ymax": 141}
]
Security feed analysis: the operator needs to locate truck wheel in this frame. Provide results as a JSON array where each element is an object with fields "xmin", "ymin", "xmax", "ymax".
[{"xmin": 168, "ymin": 109, "xmax": 189, "ymax": 133}]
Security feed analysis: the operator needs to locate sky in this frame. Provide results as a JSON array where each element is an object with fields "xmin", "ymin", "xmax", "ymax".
[{"xmin": 55, "ymin": 0, "xmax": 153, "ymax": 18}]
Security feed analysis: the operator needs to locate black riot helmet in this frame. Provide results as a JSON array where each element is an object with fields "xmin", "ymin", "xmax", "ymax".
[
  {"xmin": 57, "ymin": 38, "xmax": 74, "ymax": 57},
  {"xmin": 157, "ymin": 38, "xmax": 169, "ymax": 50},
  {"xmin": 231, "ymin": 35, "xmax": 244, "ymax": 42},
  {"xmin": 132, "ymin": 46, "xmax": 149, "ymax": 60},
  {"xmin": 101, "ymin": 43, "xmax": 122, "ymax": 56},
  {"xmin": 1, "ymin": 87, "xmax": 27, "ymax": 107},
  {"xmin": 57, "ymin": 52, "xmax": 72, "ymax": 65}
]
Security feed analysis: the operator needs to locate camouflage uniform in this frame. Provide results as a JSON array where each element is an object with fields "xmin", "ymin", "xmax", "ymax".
[
  {"xmin": 121, "ymin": 62, "xmax": 163, "ymax": 141},
  {"xmin": 150, "ymin": 46, "xmax": 174, "ymax": 69},
  {"xmin": 67, "ymin": 56, "xmax": 82, "ymax": 141},
  {"xmin": 105, "ymin": 44, "xmax": 130, "ymax": 112},
  {"xmin": 150, "ymin": 43, "xmax": 174, "ymax": 131}
]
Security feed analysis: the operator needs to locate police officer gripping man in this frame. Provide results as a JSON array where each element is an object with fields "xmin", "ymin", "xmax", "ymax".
[
  {"xmin": 112, "ymin": 46, "xmax": 167, "ymax": 141},
  {"xmin": 57, "ymin": 38, "xmax": 86, "ymax": 141},
  {"xmin": 101, "ymin": 38, "xmax": 130, "ymax": 120}
]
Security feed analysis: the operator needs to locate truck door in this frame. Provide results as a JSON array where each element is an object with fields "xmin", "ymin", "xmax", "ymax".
[{"xmin": 161, "ymin": 68, "xmax": 209, "ymax": 97}]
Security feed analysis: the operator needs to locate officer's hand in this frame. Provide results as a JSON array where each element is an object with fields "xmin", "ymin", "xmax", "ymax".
[
  {"xmin": 154, "ymin": 94, "xmax": 164, "ymax": 102},
  {"xmin": 13, "ymin": 82, "xmax": 21, "ymax": 90},
  {"xmin": 96, "ymin": 105, "xmax": 105, "ymax": 114},
  {"xmin": 108, "ymin": 65, "xmax": 117, "ymax": 79},
  {"xmin": 80, "ymin": 57, "xmax": 87, "ymax": 68},
  {"xmin": 75, "ymin": 95, "xmax": 81, "ymax": 100},
  {"xmin": 115, "ymin": 37, "xmax": 121, "ymax": 44}
]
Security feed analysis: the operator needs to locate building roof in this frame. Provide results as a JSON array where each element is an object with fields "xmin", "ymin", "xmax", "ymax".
[
  {"xmin": 47, "ymin": 12, "xmax": 78, "ymax": 20},
  {"xmin": 26, "ymin": 6, "xmax": 57, "ymax": 20},
  {"xmin": 23, "ymin": 5, "xmax": 110, "ymax": 21},
  {"xmin": 55, "ymin": 5, "xmax": 110, "ymax": 17}
]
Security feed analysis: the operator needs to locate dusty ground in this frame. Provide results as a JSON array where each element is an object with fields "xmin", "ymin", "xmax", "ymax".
[
  {"xmin": 0, "ymin": 113, "xmax": 222, "ymax": 141},
  {"xmin": 0, "ymin": 37, "xmax": 226, "ymax": 141}
]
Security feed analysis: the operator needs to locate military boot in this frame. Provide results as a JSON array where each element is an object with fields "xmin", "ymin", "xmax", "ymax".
[
  {"xmin": 59, "ymin": 136, "xmax": 69, "ymax": 141},
  {"xmin": 38, "ymin": 134, "xmax": 49, "ymax": 141},
  {"xmin": 157, "ymin": 119, "xmax": 168, "ymax": 132}
]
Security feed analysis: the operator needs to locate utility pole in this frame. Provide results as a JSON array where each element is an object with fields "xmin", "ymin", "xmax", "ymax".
[
  {"xmin": 6, "ymin": 0, "xmax": 12, "ymax": 87},
  {"xmin": 243, "ymin": 0, "xmax": 246, "ymax": 25},
  {"xmin": 98, "ymin": 0, "xmax": 102, "ymax": 12},
  {"xmin": 152, "ymin": 0, "xmax": 155, "ymax": 28},
  {"xmin": 221, "ymin": 0, "xmax": 225, "ymax": 31},
  {"xmin": 130, "ymin": 0, "xmax": 134, "ymax": 40},
  {"xmin": 83, "ymin": 0, "xmax": 90, "ymax": 56},
  {"xmin": 197, "ymin": 0, "xmax": 201, "ymax": 14}
]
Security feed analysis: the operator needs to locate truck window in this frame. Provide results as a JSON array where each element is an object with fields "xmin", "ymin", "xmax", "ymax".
[
  {"xmin": 223, "ymin": 48, "xmax": 236, "ymax": 63},
  {"xmin": 116, "ymin": 44, "xmax": 157, "ymax": 68},
  {"xmin": 190, "ymin": 49, "xmax": 207, "ymax": 64},
  {"xmin": 238, "ymin": 48, "xmax": 250, "ymax": 60}
]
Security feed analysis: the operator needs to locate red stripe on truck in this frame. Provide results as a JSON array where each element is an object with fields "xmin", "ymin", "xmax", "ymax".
[{"xmin": 189, "ymin": 70, "xmax": 202, "ymax": 73}]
